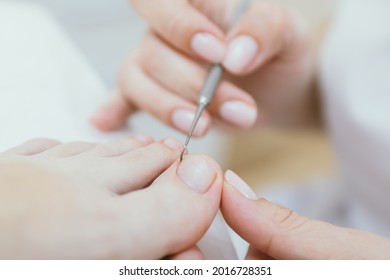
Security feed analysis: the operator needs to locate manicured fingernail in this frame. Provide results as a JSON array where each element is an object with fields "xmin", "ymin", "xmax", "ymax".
[
  {"xmin": 172, "ymin": 109, "xmax": 208, "ymax": 136},
  {"xmin": 225, "ymin": 170, "xmax": 257, "ymax": 200},
  {"xmin": 219, "ymin": 101, "xmax": 257, "ymax": 128},
  {"xmin": 191, "ymin": 32, "xmax": 226, "ymax": 63},
  {"xmin": 223, "ymin": 35, "xmax": 259, "ymax": 73},
  {"xmin": 133, "ymin": 134, "xmax": 153, "ymax": 144},
  {"xmin": 178, "ymin": 156, "xmax": 217, "ymax": 193},
  {"xmin": 163, "ymin": 138, "xmax": 183, "ymax": 150}
]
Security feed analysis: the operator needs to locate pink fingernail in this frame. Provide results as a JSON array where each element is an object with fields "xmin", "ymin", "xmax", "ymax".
[
  {"xmin": 225, "ymin": 170, "xmax": 257, "ymax": 200},
  {"xmin": 219, "ymin": 101, "xmax": 257, "ymax": 128},
  {"xmin": 172, "ymin": 109, "xmax": 208, "ymax": 136},
  {"xmin": 223, "ymin": 35, "xmax": 259, "ymax": 73},
  {"xmin": 191, "ymin": 33, "xmax": 226, "ymax": 63}
]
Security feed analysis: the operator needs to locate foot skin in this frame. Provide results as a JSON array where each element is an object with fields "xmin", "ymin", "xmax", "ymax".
[{"xmin": 0, "ymin": 137, "xmax": 222, "ymax": 259}]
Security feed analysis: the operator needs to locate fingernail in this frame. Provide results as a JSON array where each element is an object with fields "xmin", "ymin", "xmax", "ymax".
[
  {"xmin": 178, "ymin": 156, "xmax": 217, "ymax": 193},
  {"xmin": 225, "ymin": 170, "xmax": 257, "ymax": 200},
  {"xmin": 223, "ymin": 35, "xmax": 259, "ymax": 73},
  {"xmin": 133, "ymin": 134, "xmax": 153, "ymax": 144},
  {"xmin": 172, "ymin": 109, "xmax": 208, "ymax": 136},
  {"xmin": 191, "ymin": 32, "xmax": 226, "ymax": 63},
  {"xmin": 163, "ymin": 138, "xmax": 183, "ymax": 150},
  {"xmin": 219, "ymin": 101, "xmax": 257, "ymax": 128}
]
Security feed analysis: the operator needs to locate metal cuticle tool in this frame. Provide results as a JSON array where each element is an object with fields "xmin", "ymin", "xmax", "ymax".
[
  {"xmin": 179, "ymin": 64, "xmax": 223, "ymax": 162},
  {"xmin": 179, "ymin": 0, "xmax": 251, "ymax": 162}
]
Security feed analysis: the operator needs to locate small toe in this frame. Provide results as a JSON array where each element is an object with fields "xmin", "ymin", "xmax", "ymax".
[
  {"xmin": 1, "ymin": 138, "xmax": 61, "ymax": 156},
  {"xmin": 102, "ymin": 140, "xmax": 182, "ymax": 194},
  {"xmin": 87, "ymin": 136, "xmax": 153, "ymax": 157},
  {"xmin": 39, "ymin": 141, "xmax": 98, "ymax": 157}
]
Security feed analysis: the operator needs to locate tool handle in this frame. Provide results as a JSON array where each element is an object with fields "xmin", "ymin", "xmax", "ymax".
[
  {"xmin": 198, "ymin": 1, "xmax": 251, "ymax": 106},
  {"xmin": 198, "ymin": 64, "xmax": 224, "ymax": 106}
]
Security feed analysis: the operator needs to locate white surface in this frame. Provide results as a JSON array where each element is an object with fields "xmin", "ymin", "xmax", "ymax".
[
  {"xmin": 12, "ymin": 0, "xmax": 145, "ymax": 86},
  {"xmin": 0, "ymin": 2, "xmax": 110, "ymax": 147},
  {"xmin": 320, "ymin": 0, "xmax": 390, "ymax": 236}
]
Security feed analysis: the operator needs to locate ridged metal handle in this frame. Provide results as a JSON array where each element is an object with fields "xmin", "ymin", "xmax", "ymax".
[{"xmin": 198, "ymin": 64, "xmax": 224, "ymax": 106}]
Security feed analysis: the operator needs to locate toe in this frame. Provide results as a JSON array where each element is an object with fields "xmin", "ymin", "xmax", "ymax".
[
  {"xmin": 102, "ymin": 138, "xmax": 183, "ymax": 194},
  {"xmin": 1, "ymin": 138, "xmax": 61, "ymax": 156},
  {"xmin": 39, "ymin": 141, "xmax": 98, "ymax": 157},
  {"xmin": 113, "ymin": 154, "xmax": 223, "ymax": 259},
  {"xmin": 87, "ymin": 136, "xmax": 153, "ymax": 157}
]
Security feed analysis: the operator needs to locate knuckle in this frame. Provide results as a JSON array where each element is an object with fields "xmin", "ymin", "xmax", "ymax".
[
  {"xmin": 166, "ymin": 10, "xmax": 188, "ymax": 33},
  {"xmin": 163, "ymin": 12, "xmax": 191, "ymax": 44},
  {"xmin": 138, "ymin": 35, "xmax": 160, "ymax": 67},
  {"xmin": 256, "ymin": 2, "xmax": 287, "ymax": 33},
  {"xmin": 272, "ymin": 205, "xmax": 308, "ymax": 233},
  {"xmin": 186, "ymin": 68, "xmax": 207, "ymax": 100}
]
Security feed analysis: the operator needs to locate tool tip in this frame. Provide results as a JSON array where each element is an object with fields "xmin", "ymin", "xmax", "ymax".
[{"xmin": 179, "ymin": 147, "xmax": 187, "ymax": 162}]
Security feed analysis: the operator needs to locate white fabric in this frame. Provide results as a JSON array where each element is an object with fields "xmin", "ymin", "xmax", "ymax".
[
  {"xmin": 320, "ymin": 0, "xmax": 390, "ymax": 236},
  {"xmin": 0, "ymin": 3, "xmax": 113, "ymax": 146}
]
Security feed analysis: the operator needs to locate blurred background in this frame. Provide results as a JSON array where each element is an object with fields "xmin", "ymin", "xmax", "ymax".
[{"xmin": 5, "ymin": 0, "xmax": 335, "ymax": 193}]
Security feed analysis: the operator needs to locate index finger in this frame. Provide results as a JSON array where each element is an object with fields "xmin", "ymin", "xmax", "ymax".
[{"xmin": 129, "ymin": 0, "xmax": 226, "ymax": 63}]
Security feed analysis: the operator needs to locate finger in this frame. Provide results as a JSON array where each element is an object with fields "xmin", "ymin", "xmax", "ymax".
[
  {"xmin": 129, "ymin": 0, "xmax": 226, "ymax": 63},
  {"xmin": 91, "ymin": 90, "xmax": 137, "ymax": 132},
  {"xmin": 223, "ymin": 3, "xmax": 308, "ymax": 75},
  {"xmin": 140, "ymin": 34, "xmax": 258, "ymax": 129},
  {"xmin": 114, "ymin": 155, "xmax": 223, "ymax": 259},
  {"xmin": 168, "ymin": 245, "xmax": 205, "ymax": 260},
  {"xmin": 221, "ymin": 170, "xmax": 390, "ymax": 260},
  {"xmin": 121, "ymin": 56, "xmax": 211, "ymax": 136},
  {"xmin": 1, "ymin": 138, "xmax": 61, "ymax": 156}
]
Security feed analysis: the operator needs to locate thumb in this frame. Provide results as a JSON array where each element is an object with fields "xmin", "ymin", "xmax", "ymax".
[
  {"xmin": 129, "ymin": 0, "xmax": 226, "ymax": 63},
  {"xmin": 221, "ymin": 170, "xmax": 390, "ymax": 260}
]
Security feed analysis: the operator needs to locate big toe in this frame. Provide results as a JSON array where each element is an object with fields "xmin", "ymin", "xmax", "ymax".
[{"xmin": 115, "ymin": 155, "xmax": 223, "ymax": 259}]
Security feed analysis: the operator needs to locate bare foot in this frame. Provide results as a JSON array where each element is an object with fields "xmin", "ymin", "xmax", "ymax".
[{"xmin": 0, "ymin": 137, "xmax": 222, "ymax": 259}]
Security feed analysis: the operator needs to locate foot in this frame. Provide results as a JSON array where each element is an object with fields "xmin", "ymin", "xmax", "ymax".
[{"xmin": 0, "ymin": 137, "xmax": 223, "ymax": 259}]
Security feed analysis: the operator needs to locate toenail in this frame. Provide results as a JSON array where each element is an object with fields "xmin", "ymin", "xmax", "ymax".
[
  {"xmin": 177, "ymin": 156, "xmax": 216, "ymax": 193},
  {"xmin": 163, "ymin": 138, "xmax": 183, "ymax": 150}
]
